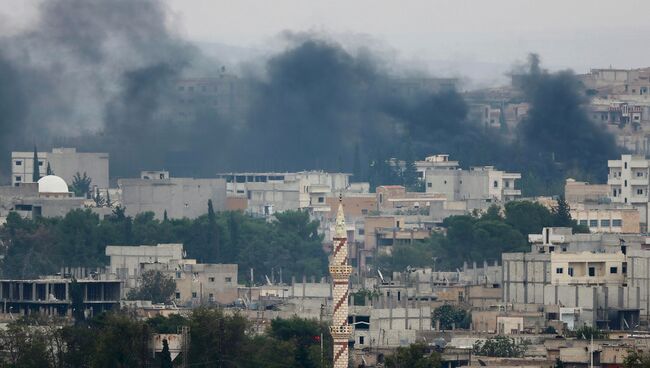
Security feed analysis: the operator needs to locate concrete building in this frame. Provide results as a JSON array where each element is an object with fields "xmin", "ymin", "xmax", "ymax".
[
  {"xmin": 565, "ymin": 179, "xmax": 609, "ymax": 204},
  {"xmin": 0, "ymin": 277, "xmax": 121, "ymax": 317},
  {"xmin": 607, "ymin": 154, "xmax": 649, "ymax": 230},
  {"xmin": 216, "ymin": 171, "xmax": 353, "ymax": 217},
  {"xmin": 106, "ymin": 243, "xmax": 185, "ymax": 285},
  {"xmin": 0, "ymin": 176, "xmax": 85, "ymax": 221},
  {"xmin": 118, "ymin": 172, "xmax": 226, "ymax": 220},
  {"xmin": 11, "ymin": 148, "xmax": 109, "ymax": 188},
  {"xmin": 425, "ymin": 165, "xmax": 521, "ymax": 202},
  {"xmin": 502, "ymin": 227, "xmax": 650, "ymax": 329},
  {"xmin": 571, "ymin": 203, "xmax": 640, "ymax": 233},
  {"xmin": 142, "ymin": 260, "xmax": 238, "ymax": 306}
]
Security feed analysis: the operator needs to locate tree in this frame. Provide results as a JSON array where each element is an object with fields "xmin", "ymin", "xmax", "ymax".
[
  {"xmin": 623, "ymin": 350, "xmax": 650, "ymax": 368},
  {"xmin": 433, "ymin": 305, "xmax": 470, "ymax": 330},
  {"xmin": 384, "ymin": 342, "xmax": 442, "ymax": 368},
  {"xmin": 93, "ymin": 187, "xmax": 106, "ymax": 207},
  {"xmin": 160, "ymin": 339, "xmax": 173, "ymax": 368},
  {"xmin": 127, "ymin": 270, "xmax": 176, "ymax": 304},
  {"xmin": 473, "ymin": 336, "xmax": 530, "ymax": 358},
  {"xmin": 71, "ymin": 172, "xmax": 92, "ymax": 198},
  {"xmin": 46, "ymin": 162, "xmax": 53, "ymax": 175},
  {"xmin": 575, "ymin": 325, "xmax": 604, "ymax": 340},
  {"xmin": 32, "ymin": 146, "xmax": 40, "ymax": 182},
  {"xmin": 70, "ymin": 278, "xmax": 86, "ymax": 323}
]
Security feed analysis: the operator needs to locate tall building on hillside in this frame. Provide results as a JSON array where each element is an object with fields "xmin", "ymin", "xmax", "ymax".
[
  {"xmin": 330, "ymin": 200, "xmax": 352, "ymax": 368},
  {"xmin": 608, "ymin": 154, "xmax": 649, "ymax": 230}
]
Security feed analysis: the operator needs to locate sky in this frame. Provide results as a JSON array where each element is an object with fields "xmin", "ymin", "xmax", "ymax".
[{"xmin": 2, "ymin": 0, "xmax": 650, "ymax": 86}]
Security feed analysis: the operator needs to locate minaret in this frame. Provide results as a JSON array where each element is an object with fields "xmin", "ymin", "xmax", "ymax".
[{"xmin": 330, "ymin": 197, "xmax": 352, "ymax": 368}]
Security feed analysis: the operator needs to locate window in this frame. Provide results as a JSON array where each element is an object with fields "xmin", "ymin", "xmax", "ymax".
[
  {"xmin": 427, "ymin": 182, "xmax": 432, "ymax": 188},
  {"xmin": 579, "ymin": 220, "xmax": 588, "ymax": 226},
  {"xmin": 568, "ymin": 267, "xmax": 574, "ymax": 277},
  {"xmin": 175, "ymin": 272, "xmax": 181, "ymax": 279},
  {"xmin": 14, "ymin": 160, "xmax": 21, "ymax": 166},
  {"xmin": 613, "ymin": 189, "xmax": 617, "ymax": 197},
  {"xmin": 359, "ymin": 336, "xmax": 365, "ymax": 344},
  {"xmin": 588, "ymin": 267, "xmax": 595, "ymax": 277},
  {"xmin": 625, "ymin": 180, "xmax": 628, "ymax": 187},
  {"xmin": 192, "ymin": 292, "xmax": 197, "ymax": 298},
  {"xmin": 175, "ymin": 292, "xmax": 181, "ymax": 299},
  {"xmin": 638, "ymin": 189, "xmax": 645, "ymax": 195},
  {"xmin": 625, "ymin": 162, "xmax": 628, "ymax": 169},
  {"xmin": 505, "ymin": 181, "xmax": 510, "ymax": 188},
  {"xmin": 493, "ymin": 180, "xmax": 498, "ymax": 188},
  {"xmin": 225, "ymin": 277, "xmax": 232, "ymax": 283},
  {"xmin": 361, "ymin": 209, "xmax": 368, "ymax": 215},
  {"xmin": 209, "ymin": 293, "xmax": 214, "ymax": 300},
  {"xmin": 623, "ymin": 262, "xmax": 628, "ymax": 274},
  {"xmin": 318, "ymin": 197, "xmax": 324, "ymax": 203},
  {"xmin": 38, "ymin": 161, "xmax": 43, "ymax": 166},
  {"xmin": 601, "ymin": 219, "xmax": 610, "ymax": 227},
  {"xmin": 610, "ymin": 267, "xmax": 618, "ymax": 274},
  {"xmin": 589, "ymin": 220, "xmax": 598, "ymax": 227},
  {"xmin": 209, "ymin": 277, "xmax": 215, "ymax": 282},
  {"xmin": 613, "ymin": 219, "xmax": 623, "ymax": 227},
  {"xmin": 556, "ymin": 267, "xmax": 563, "ymax": 274},
  {"xmin": 15, "ymin": 176, "xmax": 21, "ymax": 182},
  {"xmin": 358, "ymin": 229, "xmax": 365, "ymax": 235},
  {"xmin": 443, "ymin": 180, "xmax": 447, "ymax": 184},
  {"xmin": 637, "ymin": 171, "xmax": 644, "ymax": 177}
]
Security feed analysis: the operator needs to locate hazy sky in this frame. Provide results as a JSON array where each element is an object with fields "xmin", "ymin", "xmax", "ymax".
[{"xmin": 2, "ymin": 0, "xmax": 650, "ymax": 85}]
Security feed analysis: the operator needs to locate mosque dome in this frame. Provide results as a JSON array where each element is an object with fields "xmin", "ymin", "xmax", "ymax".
[{"xmin": 37, "ymin": 175, "xmax": 69, "ymax": 194}]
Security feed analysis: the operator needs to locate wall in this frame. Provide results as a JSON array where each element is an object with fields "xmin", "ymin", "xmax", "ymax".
[{"xmin": 119, "ymin": 178, "xmax": 226, "ymax": 220}]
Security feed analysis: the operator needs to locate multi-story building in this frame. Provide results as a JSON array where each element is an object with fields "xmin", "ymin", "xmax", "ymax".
[
  {"xmin": 142, "ymin": 260, "xmax": 238, "ymax": 306},
  {"xmin": 11, "ymin": 147, "xmax": 109, "ymax": 188},
  {"xmin": 570, "ymin": 203, "xmax": 640, "ymax": 233},
  {"xmin": 424, "ymin": 165, "xmax": 521, "ymax": 202},
  {"xmin": 216, "ymin": 171, "xmax": 353, "ymax": 216},
  {"xmin": 502, "ymin": 227, "xmax": 650, "ymax": 329},
  {"xmin": 118, "ymin": 171, "xmax": 226, "ymax": 220},
  {"xmin": 607, "ymin": 154, "xmax": 649, "ymax": 229}
]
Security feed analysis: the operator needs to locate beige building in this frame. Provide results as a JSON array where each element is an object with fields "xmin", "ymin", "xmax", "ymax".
[
  {"xmin": 11, "ymin": 148, "xmax": 109, "ymax": 189},
  {"xmin": 571, "ymin": 204, "xmax": 640, "ymax": 233},
  {"xmin": 142, "ymin": 260, "xmax": 238, "ymax": 306},
  {"xmin": 564, "ymin": 178, "xmax": 609, "ymax": 204}
]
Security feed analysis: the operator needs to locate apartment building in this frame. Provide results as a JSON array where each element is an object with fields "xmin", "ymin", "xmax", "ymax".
[
  {"xmin": 607, "ymin": 154, "xmax": 649, "ymax": 229},
  {"xmin": 11, "ymin": 147, "xmax": 109, "ymax": 188},
  {"xmin": 571, "ymin": 204, "xmax": 640, "ymax": 233},
  {"xmin": 502, "ymin": 227, "xmax": 650, "ymax": 329},
  {"xmin": 216, "ymin": 171, "xmax": 352, "ymax": 216},
  {"xmin": 425, "ymin": 165, "xmax": 521, "ymax": 202}
]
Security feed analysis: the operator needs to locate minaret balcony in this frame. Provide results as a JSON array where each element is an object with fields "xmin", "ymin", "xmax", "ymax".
[{"xmin": 329, "ymin": 265, "xmax": 353, "ymax": 277}]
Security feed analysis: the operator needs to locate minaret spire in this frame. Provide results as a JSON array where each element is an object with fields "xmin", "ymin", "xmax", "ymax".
[{"xmin": 330, "ymin": 194, "xmax": 351, "ymax": 368}]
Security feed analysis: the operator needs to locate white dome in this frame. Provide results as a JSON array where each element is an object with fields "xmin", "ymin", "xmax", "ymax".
[{"xmin": 37, "ymin": 175, "xmax": 69, "ymax": 193}]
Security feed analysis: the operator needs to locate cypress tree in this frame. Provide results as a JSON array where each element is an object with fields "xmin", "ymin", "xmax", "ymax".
[
  {"xmin": 160, "ymin": 339, "xmax": 173, "ymax": 368},
  {"xmin": 32, "ymin": 146, "xmax": 40, "ymax": 182},
  {"xmin": 46, "ymin": 162, "xmax": 53, "ymax": 175}
]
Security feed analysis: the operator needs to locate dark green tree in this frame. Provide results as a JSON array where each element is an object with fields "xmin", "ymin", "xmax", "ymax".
[
  {"xmin": 32, "ymin": 146, "xmax": 40, "ymax": 182},
  {"xmin": 384, "ymin": 342, "xmax": 442, "ymax": 368},
  {"xmin": 127, "ymin": 270, "xmax": 176, "ymax": 304},
  {"xmin": 46, "ymin": 162, "xmax": 53, "ymax": 175},
  {"xmin": 433, "ymin": 304, "xmax": 470, "ymax": 330},
  {"xmin": 160, "ymin": 339, "xmax": 173, "ymax": 368},
  {"xmin": 71, "ymin": 172, "xmax": 92, "ymax": 198},
  {"xmin": 70, "ymin": 278, "xmax": 86, "ymax": 323},
  {"xmin": 473, "ymin": 336, "xmax": 530, "ymax": 357},
  {"xmin": 623, "ymin": 350, "xmax": 650, "ymax": 368},
  {"xmin": 575, "ymin": 325, "xmax": 604, "ymax": 340}
]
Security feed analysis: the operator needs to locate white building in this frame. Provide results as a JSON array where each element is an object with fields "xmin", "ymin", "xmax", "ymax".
[
  {"xmin": 608, "ymin": 154, "xmax": 649, "ymax": 229},
  {"xmin": 11, "ymin": 148, "xmax": 109, "ymax": 189},
  {"xmin": 216, "ymin": 171, "xmax": 353, "ymax": 216},
  {"xmin": 425, "ymin": 165, "xmax": 521, "ymax": 202}
]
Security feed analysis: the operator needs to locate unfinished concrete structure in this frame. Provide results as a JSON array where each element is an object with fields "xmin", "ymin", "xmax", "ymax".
[
  {"xmin": 0, "ymin": 278, "xmax": 121, "ymax": 317},
  {"xmin": 502, "ymin": 227, "xmax": 650, "ymax": 329}
]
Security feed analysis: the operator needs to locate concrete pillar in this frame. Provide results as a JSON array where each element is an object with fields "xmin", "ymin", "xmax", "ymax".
[
  {"xmin": 31, "ymin": 283, "xmax": 35, "ymax": 301},
  {"xmin": 65, "ymin": 283, "xmax": 69, "ymax": 301},
  {"xmin": 18, "ymin": 283, "xmax": 23, "ymax": 301},
  {"xmin": 101, "ymin": 283, "xmax": 105, "ymax": 301}
]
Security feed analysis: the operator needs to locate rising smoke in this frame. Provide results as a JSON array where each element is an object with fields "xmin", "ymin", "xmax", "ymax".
[{"xmin": 0, "ymin": 1, "xmax": 620, "ymax": 191}]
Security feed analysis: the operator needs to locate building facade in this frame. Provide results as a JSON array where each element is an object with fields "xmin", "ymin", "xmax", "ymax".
[
  {"xmin": 118, "ymin": 173, "xmax": 226, "ymax": 220},
  {"xmin": 608, "ymin": 154, "xmax": 649, "ymax": 229},
  {"xmin": 11, "ymin": 148, "xmax": 109, "ymax": 188}
]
